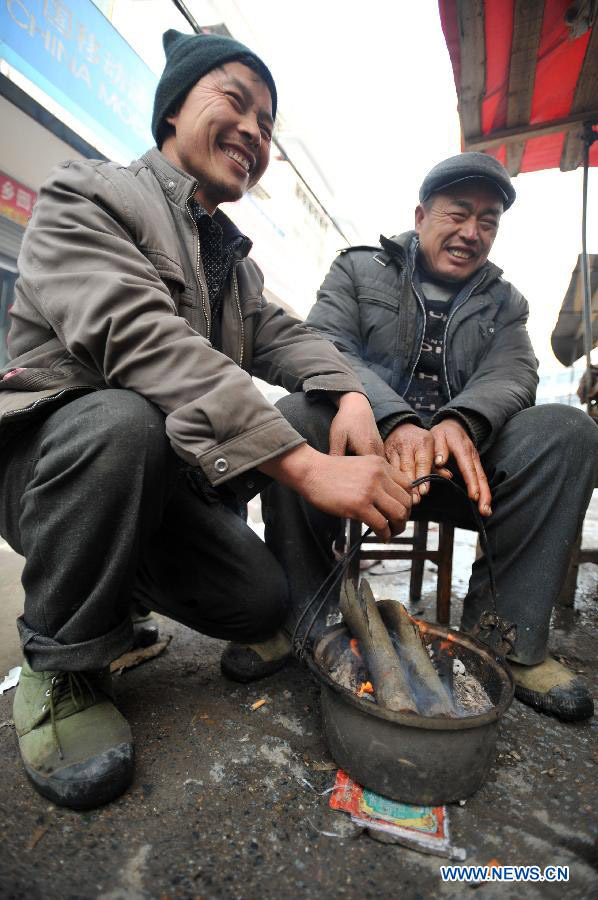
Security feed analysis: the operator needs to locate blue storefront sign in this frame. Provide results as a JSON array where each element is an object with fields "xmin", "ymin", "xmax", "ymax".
[{"xmin": 0, "ymin": 0, "xmax": 158, "ymax": 161}]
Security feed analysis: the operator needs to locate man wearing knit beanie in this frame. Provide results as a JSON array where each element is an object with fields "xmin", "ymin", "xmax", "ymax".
[
  {"xmin": 152, "ymin": 28, "xmax": 278, "ymax": 215},
  {"xmin": 1, "ymin": 29, "xmax": 412, "ymax": 809},
  {"xmin": 152, "ymin": 29, "xmax": 277, "ymax": 146}
]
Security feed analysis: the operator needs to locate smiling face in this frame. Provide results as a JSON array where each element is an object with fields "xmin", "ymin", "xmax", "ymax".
[
  {"xmin": 161, "ymin": 60, "xmax": 273, "ymax": 213},
  {"xmin": 415, "ymin": 181, "xmax": 503, "ymax": 283}
]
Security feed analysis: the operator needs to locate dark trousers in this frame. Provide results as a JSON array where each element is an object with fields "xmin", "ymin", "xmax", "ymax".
[
  {"xmin": 0, "ymin": 390, "xmax": 288, "ymax": 671},
  {"xmin": 262, "ymin": 394, "xmax": 598, "ymax": 665}
]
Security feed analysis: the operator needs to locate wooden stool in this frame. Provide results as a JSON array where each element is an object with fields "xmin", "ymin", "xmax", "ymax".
[
  {"xmin": 345, "ymin": 519, "xmax": 455, "ymax": 625},
  {"xmin": 556, "ymin": 472, "xmax": 598, "ymax": 607},
  {"xmin": 557, "ymin": 526, "xmax": 598, "ymax": 606}
]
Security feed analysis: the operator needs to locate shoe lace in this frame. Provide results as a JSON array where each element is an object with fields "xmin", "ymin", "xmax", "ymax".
[{"xmin": 45, "ymin": 672, "xmax": 97, "ymax": 760}]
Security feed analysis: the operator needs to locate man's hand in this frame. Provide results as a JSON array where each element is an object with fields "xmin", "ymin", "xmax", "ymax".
[
  {"xmin": 384, "ymin": 423, "xmax": 452, "ymax": 504},
  {"xmin": 259, "ymin": 443, "xmax": 412, "ymax": 541},
  {"xmin": 328, "ymin": 392, "xmax": 384, "ymax": 458},
  {"xmin": 429, "ymin": 419, "xmax": 492, "ymax": 516}
]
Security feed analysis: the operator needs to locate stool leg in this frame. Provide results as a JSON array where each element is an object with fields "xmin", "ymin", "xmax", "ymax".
[
  {"xmin": 436, "ymin": 523, "xmax": 454, "ymax": 625},
  {"xmin": 409, "ymin": 521, "xmax": 428, "ymax": 604},
  {"xmin": 556, "ymin": 527, "xmax": 582, "ymax": 608}
]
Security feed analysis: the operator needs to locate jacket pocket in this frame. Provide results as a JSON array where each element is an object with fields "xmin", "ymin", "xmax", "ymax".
[
  {"xmin": 356, "ymin": 286, "xmax": 400, "ymax": 312},
  {"xmin": 144, "ymin": 248, "xmax": 187, "ymax": 308},
  {"xmin": 144, "ymin": 248, "xmax": 186, "ymax": 284}
]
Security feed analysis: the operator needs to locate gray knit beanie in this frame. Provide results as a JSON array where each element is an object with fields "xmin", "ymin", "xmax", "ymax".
[
  {"xmin": 152, "ymin": 29, "xmax": 277, "ymax": 147},
  {"xmin": 420, "ymin": 152, "xmax": 516, "ymax": 210}
]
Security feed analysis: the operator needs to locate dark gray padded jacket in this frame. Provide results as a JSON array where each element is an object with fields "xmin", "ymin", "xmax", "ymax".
[{"xmin": 306, "ymin": 230, "xmax": 538, "ymax": 448}]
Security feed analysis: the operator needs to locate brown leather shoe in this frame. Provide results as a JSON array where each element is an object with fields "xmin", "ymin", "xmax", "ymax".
[{"xmin": 510, "ymin": 656, "xmax": 594, "ymax": 722}]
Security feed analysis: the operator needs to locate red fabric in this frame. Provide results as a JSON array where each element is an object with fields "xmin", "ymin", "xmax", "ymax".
[
  {"xmin": 438, "ymin": 0, "xmax": 461, "ymax": 95},
  {"xmin": 520, "ymin": 133, "xmax": 565, "ymax": 172},
  {"xmin": 438, "ymin": 0, "xmax": 596, "ymax": 173},
  {"xmin": 530, "ymin": 0, "xmax": 589, "ymax": 125},
  {"xmin": 482, "ymin": 0, "xmax": 514, "ymax": 134},
  {"xmin": 493, "ymin": 144, "xmax": 507, "ymax": 167}
]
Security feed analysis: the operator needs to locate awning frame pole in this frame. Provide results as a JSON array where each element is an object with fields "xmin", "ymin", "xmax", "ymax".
[{"xmin": 581, "ymin": 122, "xmax": 597, "ymax": 415}]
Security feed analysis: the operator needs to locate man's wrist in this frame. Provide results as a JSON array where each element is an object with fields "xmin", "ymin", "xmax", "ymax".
[
  {"xmin": 431, "ymin": 409, "xmax": 491, "ymax": 447},
  {"xmin": 331, "ymin": 390, "xmax": 368, "ymax": 409},
  {"xmin": 380, "ymin": 412, "xmax": 422, "ymax": 440},
  {"xmin": 258, "ymin": 441, "xmax": 317, "ymax": 488}
]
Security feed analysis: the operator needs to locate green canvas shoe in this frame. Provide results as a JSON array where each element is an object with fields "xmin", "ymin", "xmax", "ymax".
[{"xmin": 13, "ymin": 661, "xmax": 134, "ymax": 810}]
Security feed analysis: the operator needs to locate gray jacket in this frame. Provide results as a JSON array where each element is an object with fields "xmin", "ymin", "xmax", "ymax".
[
  {"xmin": 0, "ymin": 148, "xmax": 363, "ymax": 485},
  {"xmin": 306, "ymin": 231, "xmax": 538, "ymax": 446}
]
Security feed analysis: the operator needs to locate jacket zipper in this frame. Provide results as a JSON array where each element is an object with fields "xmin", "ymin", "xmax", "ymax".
[
  {"xmin": 442, "ymin": 271, "xmax": 486, "ymax": 400},
  {"xmin": 405, "ymin": 270, "xmax": 427, "ymax": 391},
  {"xmin": 3, "ymin": 387, "xmax": 90, "ymax": 419},
  {"xmin": 185, "ymin": 197, "xmax": 211, "ymax": 341},
  {"xmin": 232, "ymin": 263, "xmax": 245, "ymax": 368}
]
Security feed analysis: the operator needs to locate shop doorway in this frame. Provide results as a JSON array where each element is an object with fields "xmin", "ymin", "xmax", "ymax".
[{"xmin": 0, "ymin": 268, "xmax": 17, "ymax": 368}]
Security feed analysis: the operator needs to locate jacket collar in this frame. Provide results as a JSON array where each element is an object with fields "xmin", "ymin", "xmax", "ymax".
[
  {"xmin": 141, "ymin": 147, "xmax": 252, "ymax": 259},
  {"xmin": 380, "ymin": 229, "xmax": 503, "ymax": 289}
]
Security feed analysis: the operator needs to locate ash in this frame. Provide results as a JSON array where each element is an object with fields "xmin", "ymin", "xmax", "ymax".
[
  {"xmin": 452, "ymin": 665, "xmax": 492, "ymax": 714},
  {"xmin": 329, "ymin": 647, "xmax": 376, "ymax": 702}
]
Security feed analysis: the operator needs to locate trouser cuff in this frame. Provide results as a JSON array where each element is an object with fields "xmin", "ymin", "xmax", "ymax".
[
  {"xmin": 460, "ymin": 604, "xmax": 548, "ymax": 666},
  {"xmin": 17, "ymin": 615, "xmax": 134, "ymax": 672},
  {"xmin": 505, "ymin": 647, "xmax": 548, "ymax": 667}
]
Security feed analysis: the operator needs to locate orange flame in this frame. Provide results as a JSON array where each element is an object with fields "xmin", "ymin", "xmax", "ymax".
[
  {"xmin": 349, "ymin": 638, "xmax": 362, "ymax": 660},
  {"xmin": 415, "ymin": 620, "xmax": 458, "ymax": 652},
  {"xmin": 357, "ymin": 681, "xmax": 374, "ymax": 697}
]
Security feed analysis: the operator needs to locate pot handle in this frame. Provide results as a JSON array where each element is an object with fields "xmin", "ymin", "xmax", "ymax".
[{"xmin": 411, "ymin": 474, "xmax": 516, "ymax": 658}]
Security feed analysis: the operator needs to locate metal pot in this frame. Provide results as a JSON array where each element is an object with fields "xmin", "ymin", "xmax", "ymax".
[{"xmin": 308, "ymin": 622, "xmax": 514, "ymax": 804}]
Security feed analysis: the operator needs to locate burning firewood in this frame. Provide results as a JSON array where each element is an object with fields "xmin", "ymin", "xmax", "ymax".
[
  {"xmin": 329, "ymin": 636, "xmax": 370, "ymax": 695},
  {"xmin": 378, "ymin": 598, "xmax": 456, "ymax": 717},
  {"xmin": 339, "ymin": 578, "xmax": 418, "ymax": 714}
]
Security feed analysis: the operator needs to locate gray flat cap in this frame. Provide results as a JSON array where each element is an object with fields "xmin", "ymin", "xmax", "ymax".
[{"xmin": 419, "ymin": 152, "xmax": 516, "ymax": 210}]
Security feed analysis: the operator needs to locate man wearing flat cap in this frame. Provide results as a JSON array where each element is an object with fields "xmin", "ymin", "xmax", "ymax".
[
  {"xmin": 261, "ymin": 152, "xmax": 598, "ymax": 723},
  {"xmin": 0, "ymin": 29, "xmax": 413, "ymax": 809}
]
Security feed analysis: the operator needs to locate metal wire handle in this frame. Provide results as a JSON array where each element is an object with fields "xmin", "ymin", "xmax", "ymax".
[
  {"xmin": 292, "ymin": 525, "xmax": 374, "ymax": 659},
  {"xmin": 410, "ymin": 473, "xmax": 498, "ymax": 611},
  {"xmin": 292, "ymin": 473, "xmax": 498, "ymax": 660}
]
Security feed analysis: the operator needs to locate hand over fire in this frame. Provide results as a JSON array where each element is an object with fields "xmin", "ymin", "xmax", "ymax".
[
  {"xmin": 260, "ymin": 444, "xmax": 412, "ymax": 541},
  {"xmin": 384, "ymin": 419, "xmax": 491, "ymax": 516},
  {"xmin": 301, "ymin": 452, "xmax": 412, "ymax": 539}
]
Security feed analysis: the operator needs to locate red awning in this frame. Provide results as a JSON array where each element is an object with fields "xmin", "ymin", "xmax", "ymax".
[{"xmin": 439, "ymin": 0, "xmax": 598, "ymax": 175}]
